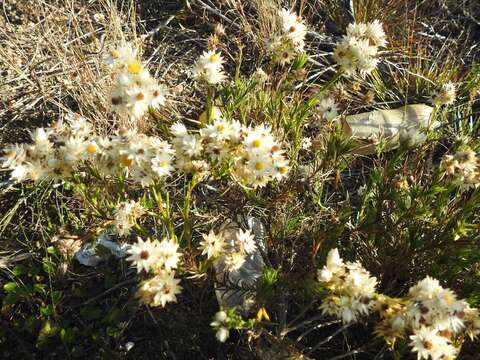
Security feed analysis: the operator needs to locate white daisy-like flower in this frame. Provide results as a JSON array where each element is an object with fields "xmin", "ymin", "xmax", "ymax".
[
  {"xmin": 409, "ymin": 327, "xmax": 448, "ymax": 360},
  {"xmin": 215, "ymin": 327, "xmax": 229, "ymax": 342},
  {"xmin": 1, "ymin": 144, "xmax": 26, "ymax": 169},
  {"xmin": 346, "ymin": 22, "xmax": 367, "ymax": 38},
  {"xmin": 67, "ymin": 115, "xmax": 92, "ymax": 138},
  {"xmin": 30, "ymin": 127, "xmax": 53, "ymax": 153},
  {"xmin": 267, "ymin": 9, "xmax": 307, "ymax": 63},
  {"xmin": 62, "ymin": 137, "xmax": 87, "ymax": 164},
  {"xmin": 247, "ymin": 153, "xmax": 275, "ymax": 178},
  {"xmin": 243, "ymin": 124, "xmax": 275, "ymax": 154},
  {"xmin": 326, "ymin": 248, "xmax": 343, "ymax": 270},
  {"xmin": 334, "ymin": 20, "xmax": 386, "ymax": 76},
  {"xmin": 210, "ymin": 310, "xmax": 230, "ymax": 342},
  {"xmin": 224, "ymin": 251, "xmax": 246, "ymax": 271},
  {"xmin": 278, "ymin": 9, "xmax": 307, "ymax": 48},
  {"xmin": 106, "ymin": 43, "xmax": 168, "ymax": 120},
  {"xmin": 200, "ymin": 118, "xmax": 235, "ymax": 142},
  {"xmin": 235, "ymin": 228, "xmax": 257, "ymax": 254},
  {"xmin": 199, "ymin": 230, "xmax": 225, "ymax": 259},
  {"xmin": 137, "ymin": 272, "xmax": 182, "ymax": 308},
  {"xmin": 104, "ymin": 42, "xmax": 136, "ymax": 67},
  {"xmin": 318, "ymin": 97, "xmax": 339, "ymax": 121},
  {"xmin": 151, "ymin": 272, "xmax": 182, "ymax": 307},
  {"xmin": 113, "ymin": 200, "xmax": 145, "ymax": 236},
  {"xmin": 127, "ymin": 237, "xmax": 160, "ymax": 273},
  {"xmin": 365, "ymin": 19, "xmax": 387, "ymax": 47},
  {"xmin": 157, "ymin": 238, "xmax": 182, "ymax": 272},
  {"xmin": 192, "ymin": 51, "xmax": 226, "ymax": 85},
  {"xmin": 317, "ymin": 248, "xmax": 377, "ymax": 324}
]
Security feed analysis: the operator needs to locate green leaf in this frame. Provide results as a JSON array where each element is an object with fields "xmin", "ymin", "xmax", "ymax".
[
  {"xmin": 12, "ymin": 265, "xmax": 27, "ymax": 276},
  {"xmin": 40, "ymin": 304, "xmax": 54, "ymax": 316},
  {"xmin": 37, "ymin": 320, "xmax": 58, "ymax": 347},
  {"xmin": 47, "ymin": 246, "xmax": 58, "ymax": 256},
  {"xmin": 60, "ymin": 327, "xmax": 75, "ymax": 345},
  {"xmin": 42, "ymin": 257, "xmax": 55, "ymax": 275},
  {"xmin": 3, "ymin": 282, "xmax": 18, "ymax": 293}
]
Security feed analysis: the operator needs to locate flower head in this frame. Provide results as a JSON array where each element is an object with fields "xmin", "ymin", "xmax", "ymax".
[
  {"xmin": 192, "ymin": 51, "xmax": 226, "ymax": 85},
  {"xmin": 127, "ymin": 237, "xmax": 160, "ymax": 273},
  {"xmin": 199, "ymin": 230, "xmax": 225, "ymax": 259}
]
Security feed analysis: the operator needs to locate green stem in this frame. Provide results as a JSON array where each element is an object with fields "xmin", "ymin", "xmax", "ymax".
[
  {"xmin": 204, "ymin": 87, "xmax": 214, "ymax": 125},
  {"xmin": 151, "ymin": 185, "xmax": 175, "ymax": 240},
  {"xmin": 179, "ymin": 174, "xmax": 199, "ymax": 246}
]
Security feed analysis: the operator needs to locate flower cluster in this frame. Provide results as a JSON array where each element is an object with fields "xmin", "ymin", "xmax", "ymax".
[
  {"xmin": 333, "ymin": 20, "xmax": 387, "ymax": 76},
  {"xmin": 112, "ymin": 200, "xmax": 145, "ymax": 236},
  {"xmin": 1, "ymin": 115, "xmax": 95, "ymax": 183},
  {"xmin": 404, "ymin": 276, "xmax": 468, "ymax": 359},
  {"xmin": 105, "ymin": 42, "xmax": 167, "ymax": 120},
  {"xmin": 374, "ymin": 295, "xmax": 409, "ymax": 345},
  {"xmin": 319, "ymin": 251, "xmax": 480, "ymax": 359},
  {"xmin": 442, "ymin": 150, "xmax": 479, "ymax": 188},
  {"xmin": 171, "ymin": 114, "xmax": 289, "ymax": 188},
  {"xmin": 199, "ymin": 230, "xmax": 226, "ymax": 260},
  {"xmin": 210, "ymin": 310, "xmax": 230, "ymax": 342},
  {"xmin": 267, "ymin": 9, "xmax": 307, "ymax": 65},
  {"xmin": 1, "ymin": 111, "xmax": 289, "ymax": 189},
  {"xmin": 432, "ymin": 82, "xmax": 456, "ymax": 107},
  {"xmin": 317, "ymin": 96, "xmax": 339, "ymax": 122},
  {"xmin": 199, "ymin": 227, "xmax": 257, "ymax": 272},
  {"xmin": 0, "ymin": 116, "xmax": 175, "ymax": 187},
  {"xmin": 192, "ymin": 50, "xmax": 226, "ymax": 85},
  {"xmin": 223, "ymin": 228, "xmax": 257, "ymax": 271},
  {"xmin": 210, "ymin": 308, "xmax": 254, "ymax": 343},
  {"xmin": 317, "ymin": 248, "xmax": 378, "ymax": 323},
  {"xmin": 94, "ymin": 127, "xmax": 175, "ymax": 187},
  {"xmin": 127, "ymin": 236, "xmax": 182, "ymax": 307}
]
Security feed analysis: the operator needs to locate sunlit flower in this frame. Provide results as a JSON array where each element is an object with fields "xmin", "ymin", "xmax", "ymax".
[
  {"xmin": 235, "ymin": 228, "xmax": 256, "ymax": 254},
  {"xmin": 137, "ymin": 272, "xmax": 182, "ymax": 307},
  {"xmin": 334, "ymin": 20, "xmax": 386, "ymax": 76},
  {"xmin": 113, "ymin": 200, "xmax": 145, "ymax": 236},
  {"xmin": 127, "ymin": 237, "xmax": 160, "ymax": 273},
  {"xmin": 432, "ymin": 82, "xmax": 456, "ymax": 107},
  {"xmin": 192, "ymin": 51, "xmax": 226, "ymax": 85},
  {"xmin": 199, "ymin": 230, "xmax": 226, "ymax": 259}
]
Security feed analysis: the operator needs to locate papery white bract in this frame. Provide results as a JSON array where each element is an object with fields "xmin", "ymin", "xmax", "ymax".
[
  {"xmin": 192, "ymin": 51, "xmax": 226, "ymax": 85},
  {"xmin": 334, "ymin": 20, "xmax": 386, "ymax": 76}
]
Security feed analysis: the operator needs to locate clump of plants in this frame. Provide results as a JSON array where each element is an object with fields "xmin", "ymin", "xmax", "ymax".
[{"xmin": 1, "ymin": 1, "xmax": 480, "ymax": 358}]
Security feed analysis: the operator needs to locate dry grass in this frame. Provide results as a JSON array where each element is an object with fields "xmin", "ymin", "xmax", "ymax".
[{"xmin": 1, "ymin": 0, "xmax": 480, "ymax": 358}]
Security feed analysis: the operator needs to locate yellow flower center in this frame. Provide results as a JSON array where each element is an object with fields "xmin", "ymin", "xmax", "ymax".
[
  {"xmin": 444, "ymin": 292, "xmax": 455, "ymax": 306},
  {"xmin": 423, "ymin": 340, "xmax": 433, "ymax": 350},
  {"xmin": 279, "ymin": 166, "xmax": 288, "ymax": 174},
  {"xmin": 120, "ymin": 155, "xmax": 133, "ymax": 167},
  {"xmin": 110, "ymin": 50, "xmax": 120, "ymax": 59},
  {"xmin": 209, "ymin": 53, "xmax": 220, "ymax": 63},
  {"xmin": 127, "ymin": 62, "xmax": 142, "ymax": 74},
  {"xmin": 136, "ymin": 92, "xmax": 145, "ymax": 101},
  {"xmin": 255, "ymin": 162, "xmax": 264, "ymax": 171},
  {"xmin": 216, "ymin": 124, "xmax": 225, "ymax": 131},
  {"xmin": 86, "ymin": 143, "xmax": 98, "ymax": 154},
  {"xmin": 252, "ymin": 139, "xmax": 262, "ymax": 148}
]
